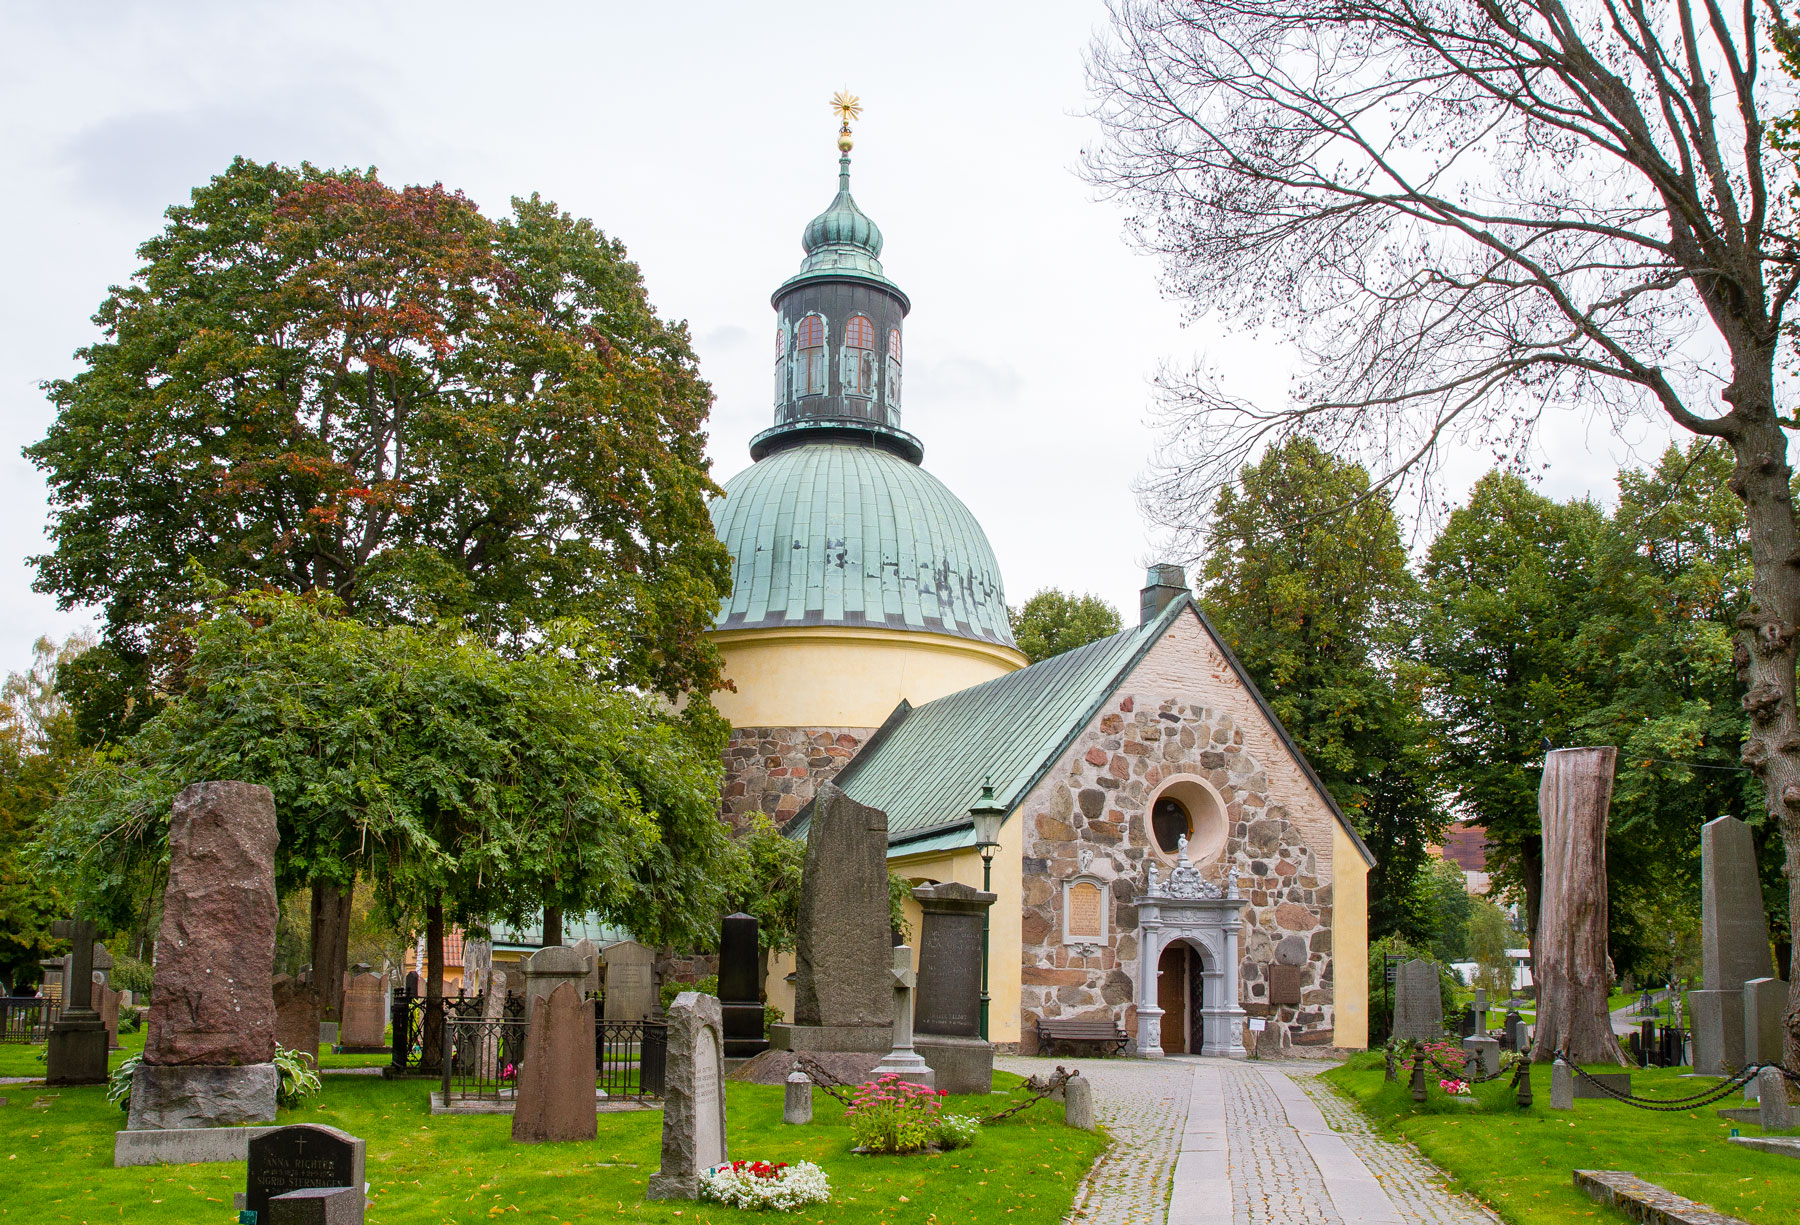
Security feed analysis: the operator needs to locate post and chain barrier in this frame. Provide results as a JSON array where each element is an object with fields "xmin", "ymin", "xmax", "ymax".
[
  {"xmin": 790, "ymin": 1053, "xmax": 1075, "ymax": 1125},
  {"xmin": 1552, "ymin": 1048, "xmax": 1799, "ymax": 1111}
]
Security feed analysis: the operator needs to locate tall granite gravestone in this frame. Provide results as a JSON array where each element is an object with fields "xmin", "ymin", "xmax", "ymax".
[
  {"xmin": 770, "ymin": 783, "xmax": 893, "ymax": 1054},
  {"xmin": 243, "ymin": 1124, "xmax": 365, "ymax": 1223},
  {"xmin": 871, "ymin": 944, "xmax": 934, "ymax": 1087},
  {"xmin": 339, "ymin": 972, "xmax": 387, "ymax": 1052},
  {"xmin": 274, "ymin": 975, "xmax": 323, "ymax": 1066},
  {"xmin": 1743, "ymin": 977, "xmax": 1790, "ymax": 1066},
  {"xmin": 910, "ymin": 882, "xmax": 996, "ymax": 1092},
  {"xmin": 128, "ymin": 781, "xmax": 280, "ymax": 1132},
  {"xmin": 512, "ymin": 981, "xmax": 597, "ymax": 1143},
  {"xmin": 45, "ymin": 918, "xmax": 108, "ymax": 1085},
  {"xmin": 1392, "ymin": 959, "xmax": 1443, "ymax": 1041},
  {"xmin": 1692, "ymin": 816, "xmax": 1776, "ymax": 1075},
  {"xmin": 603, "ymin": 940, "xmax": 658, "ymax": 1021},
  {"xmin": 647, "ymin": 992, "xmax": 728, "ymax": 1200},
  {"xmin": 719, "ymin": 913, "xmax": 769, "ymax": 1060}
]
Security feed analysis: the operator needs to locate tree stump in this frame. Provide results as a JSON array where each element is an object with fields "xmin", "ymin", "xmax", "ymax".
[{"xmin": 1530, "ymin": 748, "xmax": 1627, "ymax": 1065}]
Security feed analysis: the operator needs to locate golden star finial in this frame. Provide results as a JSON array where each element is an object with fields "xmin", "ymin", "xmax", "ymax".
[{"xmin": 833, "ymin": 90, "xmax": 861, "ymax": 152}]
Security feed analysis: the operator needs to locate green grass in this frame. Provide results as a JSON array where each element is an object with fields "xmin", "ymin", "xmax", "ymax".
[
  {"xmin": 0, "ymin": 1065, "xmax": 1104, "ymax": 1223},
  {"xmin": 0, "ymin": 1028, "xmax": 145, "ymax": 1079},
  {"xmin": 1324, "ymin": 1052, "xmax": 1800, "ymax": 1224}
]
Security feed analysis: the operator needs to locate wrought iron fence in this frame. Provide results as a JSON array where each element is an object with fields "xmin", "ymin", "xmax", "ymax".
[
  {"xmin": 1627, "ymin": 1022, "xmax": 1689, "ymax": 1068},
  {"xmin": 598, "ymin": 1017, "xmax": 667, "ymax": 1100},
  {"xmin": 394, "ymin": 992, "xmax": 522, "ymax": 1073},
  {"xmin": 0, "ymin": 997, "xmax": 56, "ymax": 1043},
  {"xmin": 440, "ymin": 1013, "xmax": 528, "ymax": 1106}
]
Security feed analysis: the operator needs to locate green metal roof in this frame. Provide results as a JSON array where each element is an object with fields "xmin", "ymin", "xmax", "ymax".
[
  {"xmin": 490, "ymin": 916, "xmax": 634, "ymax": 953},
  {"xmin": 776, "ymin": 153, "xmax": 903, "ymax": 299},
  {"xmin": 709, "ymin": 441, "xmax": 1017, "ymax": 647},
  {"xmin": 787, "ymin": 596, "xmax": 1377, "ymax": 867}
]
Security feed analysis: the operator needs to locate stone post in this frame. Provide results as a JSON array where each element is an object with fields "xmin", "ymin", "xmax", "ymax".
[
  {"xmin": 1757, "ymin": 1067, "xmax": 1794, "ymax": 1129},
  {"xmin": 783, "ymin": 1071, "xmax": 813, "ymax": 1124},
  {"xmin": 1064, "ymin": 1073, "xmax": 1095, "ymax": 1130},
  {"xmin": 1550, "ymin": 1060, "xmax": 1574, "ymax": 1110}
]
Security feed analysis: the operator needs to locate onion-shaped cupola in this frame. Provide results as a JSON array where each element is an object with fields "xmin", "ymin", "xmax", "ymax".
[{"xmin": 757, "ymin": 94, "xmax": 917, "ymax": 464}]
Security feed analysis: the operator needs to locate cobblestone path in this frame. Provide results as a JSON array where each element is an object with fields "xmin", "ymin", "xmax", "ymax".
[{"xmin": 998, "ymin": 1056, "xmax": 1501, "ymax": 1225}]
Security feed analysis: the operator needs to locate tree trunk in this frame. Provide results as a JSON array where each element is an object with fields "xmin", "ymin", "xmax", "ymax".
[
  {"xmin": 309, "ymin": 878, "xmax": 353, "ymax": 1023},
  {"xmin": 1530, "ymin": 748, "xmax": 1627, "ymax": 1065},
  {"xmin": 1723, "ymin": 401, "xmax": 1800, "ymax": 1072},
  {"xmin": 1520, "ymin": 832, "xmax": 1543, "ymax": 1003},
  {"xmin": 542, "ymin": 906, "xmax": 563, "ymax": 949},
  {"xmin": 425, "ymin": 902, "xmax": 445, "ymax": 1001}
]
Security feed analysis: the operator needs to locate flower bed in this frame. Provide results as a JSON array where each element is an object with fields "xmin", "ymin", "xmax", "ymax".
[
  {"xmin": 846, "ymin": 1074, "xmax": 982, "ymax": 1154},
  {"xmin": 699, "ymin": 1160, "xmax": 830, "ymax": 1211}
]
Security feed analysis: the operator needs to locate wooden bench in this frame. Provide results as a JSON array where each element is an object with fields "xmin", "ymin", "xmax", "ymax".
[{"xmin": 1035, "ymin": 1016, "xmax": 1128, "ymax": 1056}]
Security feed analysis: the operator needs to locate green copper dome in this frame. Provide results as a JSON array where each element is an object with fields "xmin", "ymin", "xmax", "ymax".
[
  {"xmin": 780, "ymin": 155, "xmax": 900, "ymax": 294},
  {"xmin": 709, "ymin": 443, "xmax": 1017, "ymax": 647}
]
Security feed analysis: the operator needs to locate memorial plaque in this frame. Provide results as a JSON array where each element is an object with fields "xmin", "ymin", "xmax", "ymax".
[
  {"xmin": 1268, "ymin": 965, "xmax": 1303, "ymax": 1006},
  {"xmin": 911, "ymin": 882, "xmax": 996, "ymax": 1039},
  {"xmin": 1066, "ymin": 882, "xmax": 1105, "ymax": 941},
  {"xmin": 245, "ymin": 1125, "xmax": 363, "ymax": 1222}
]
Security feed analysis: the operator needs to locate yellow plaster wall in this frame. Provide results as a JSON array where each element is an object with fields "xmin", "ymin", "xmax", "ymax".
[
  {"xmin": 1332, "ymin": 821, "xmax": 1371, "ymax": 1048},
  {"xmin": 766, "ymin": 949, "xmax": 796, "ymax": 1022},
  {"xmin": 889, "ymin": 812, "xmax": 1024, "ymax": 1047},
  {"xmin": 710, "ymin": 626, "xmax": 1024, "ymax": 728}
]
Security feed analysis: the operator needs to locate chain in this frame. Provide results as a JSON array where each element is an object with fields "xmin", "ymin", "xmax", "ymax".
[
  {"xmin": 1552, "ymin": 1049, "xmax": 1794, "ymax": 1111},
  {"xmin": 979, "ymin": 1066, "xmax": 1075, "ymax": 1125},
  {"xmin": 793, "ymin": 1054, "xmax": 857, "ymax": 1106},
  {"xmin": 1411, "ymin": 1053, "xmax": 1514, "ymax": 1085},
  {"xmin": 791, "ymin": 1055, "xmax": 1077, "ymax": 1123}
]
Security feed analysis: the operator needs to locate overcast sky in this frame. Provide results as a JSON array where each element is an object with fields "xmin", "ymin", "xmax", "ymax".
[{"xmin": 0, "ymin": 0, "xmax": 1690, "ymax": 678}]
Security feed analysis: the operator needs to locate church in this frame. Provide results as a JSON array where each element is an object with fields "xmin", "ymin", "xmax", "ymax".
[{"xmin": 705, "ymin": 106, "xmax": 1372, "ymax": 1056}]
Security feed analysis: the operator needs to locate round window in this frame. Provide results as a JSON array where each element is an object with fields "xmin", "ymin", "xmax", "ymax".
[{"xmin": 1151, "ymin": 797, "xmax": 1192, "ymax": 856}]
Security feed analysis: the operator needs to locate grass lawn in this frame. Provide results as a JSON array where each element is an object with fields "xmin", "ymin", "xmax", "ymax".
[
  {"xmin": 1323, "ymin": 1052, "xmax": 1800, "ymax": 1224},
  {"xmin": 0, "ymin": 1062, "xmax": 1104, "ymax": 1223}
]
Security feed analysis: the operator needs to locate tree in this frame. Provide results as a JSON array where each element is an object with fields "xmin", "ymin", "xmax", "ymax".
[
  {"xmin": 28, "ymin": 159, "xmax": 734, "ymax": 1009},
  {"xmin": 1092, "ymin": 0, "xmax": 1800, "ymax": 1062},
  {"xmin": 1198, "ymin": 437, "xmax": 1445, "ymax": 942},
  {"xmin": 1466, "ymin": 896, "xmax": 1517, "ymax": 1000},
  {"xmin": 1008, "ymin": 590, "xmax": 1123, "ymax": 663},
  {"xmin": 1420, "ymin": 858, "xmax": 1475, "ymax": 966}
]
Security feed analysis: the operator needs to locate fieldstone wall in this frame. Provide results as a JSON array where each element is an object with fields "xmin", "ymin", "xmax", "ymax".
[
  {"xmin": 720, "ymin": 726, "xmax": 870, "ymax": 830},
  {"xmin": 1016, "ymin": 616, "xmax": 1342, "ymax": 1053}
]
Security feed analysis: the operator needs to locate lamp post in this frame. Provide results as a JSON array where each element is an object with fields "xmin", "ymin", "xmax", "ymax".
[{"xmin": 969, "ymin": 774, "xmax": 1006, "ymax": 1042}]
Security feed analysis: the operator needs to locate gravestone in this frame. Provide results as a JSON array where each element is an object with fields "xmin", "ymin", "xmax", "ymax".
[
  {"xmin": 273, "ymin": 975, "xmax": 322, "ymax": 1066},
  {"xmin": 1551, "ymin": 1060, "xmax": 1574, "ymax": 1110},
  {"xmin": 571, "ymin": 938, "xmax": 601, "ymax": 1000},
  {"xmin": 475, "ymin": 974, "xmax": 508, "ymax": 1081},
  {"xmin": 871, "ymin": 944, "xmax": 933, "ymax": 1087},
  {"xmin": 1742, "ymin": 976, "xmax": 1788, "ymax": 1068},
  {"xmin": 1503, "ymin": 1009, "xmax": 1523, "ymax": 1052},
  {"xmin": 96, "ymin": 982, "xmax": 122, "ymax": 1051},
  {"xmin": 45, "ymin": 917, "xmax": 108, "ymax": 1085},
  {"xmin": 1472, "ymin": 988, "xmax": 1488, "ymax": 1033},
  {"xmin": 521, "ymin": 945, "xmax": 588, "ymax": 1033},
  {"xmin": 1462, "ymin": 1034, "xmax": 1500, "ymax": 1078},
  {"xmin": 602, "ymin": 940, "xmax": 657, "ymax": 1021},
  {"xmin": 129, "ymin": 781, "xmax": 280, "ymax": 1131},
  {"xmin": 268, "ymin": 1185, "xmax": 365, "ymax": 1224},
  {"xmin": 647, "ymin": 992, "xmax": 728, "ymax": 1200},
  {"xmin": 771, "ymin": 783, "xmax": 893, "ymax": 1054},
  {"xmin": 1757, "ymin": 1066, "xmax": 1794, "ymax": 1129},
  {"xmin": 463, "ymin": 938, "xmax": 493, "ymax": 996},
  {"xmin": 910, "ymin": 882, "xmax": 996, "ymax": 1092},
  {"xmin": 783, "ymin": 1071, "xmax": 812, "ymax": 1124},
  {"xmin": 718, "ymin": 913, "xmax": 768, "ymax": 1059},
  {"xmin": 91, "ymin": 942, "xmax": 114, "ymax": 985},
  {"xmin": 338, "ymin": 973, "xmax": 387, "ymax": 1052},
  {"xmin": 511, "ymin": 980, "xmax": 597, "ymax": 1143},
  {"xmin": 1692, "ymin": 815, "xmax": 1776, "ymax": 1075},
  {"xmin": 244, "ymin": 1123, "xmax": 365, "ymax": 1223},
  {"xmin": 1392, "ymin": 959, "xmax": 1443, "ymax": 1041}
]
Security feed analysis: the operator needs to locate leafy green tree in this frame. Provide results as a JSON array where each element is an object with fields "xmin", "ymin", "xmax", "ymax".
[
  {"xmin": 1008, "ymin": 590, "xmax": 1122, "ymax": 663},
  {"xmin": 1419, "ymin": 858, "xmax": 1474, "ymax": 966},
  {"xmin": 1465, "ymin": 896, "xmax": 1516, "ymax": 999},
  {"xmin": 1199, "ymin": 437, "xmax": 1444, "ymax": 942}
]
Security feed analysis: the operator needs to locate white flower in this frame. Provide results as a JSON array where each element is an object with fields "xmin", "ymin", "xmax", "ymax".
[{"xmin": 699, "ymin": 1159, "xmax": 831, "ymax": 1211}]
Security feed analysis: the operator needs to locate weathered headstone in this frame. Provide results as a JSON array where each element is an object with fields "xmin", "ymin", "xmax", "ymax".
[
  {"xmin": 1692, "ymin": 815, "xmax": 1776, "ymax": 1075},
  {"xmin": 338, "ymin": 973, "xmax": 386, "ymax": 1052},
  {"xmin": 521, "ymin": 945, "xmax": 588, "ymax": 1035},
  {"xmin": 129, "ymin": 781, "xmax": 280, "ymax": 1131},
  {"xmin": 45, "ymin": 917, "xmax": 108, "ymax": 1085},
  {"xmin": 244, "ymin": 1124, "xmax": 365, "ymax": 1223},
  {"xmin": 871, "ymin": 944, "xmax": 933, "ymax": 1087},
  {"xmin": 1503, "ymin": 1009, "xmax": 1523, "ymax": 1052},
  {"xmin": 910, "ymin": 881, "xmax": 996, "ymax": 1093},
  {"xmin": 1551, "ymin": 1060, "xmax": 1574, "ymax": 1110},
  {"xmin": 602, "ymin": 940, "xmax": 657, "ymax": 1021},
  {"xmin": 1462, "ymin": 1035, "xmax": 1500, "ymax": 1078},
  {"xmin": 647, "ymin": 992, "xmax": 728, "ymax": 1200},
  {"xmin": 274, "ymin": 975, "xmax": 322, "ymax": 1066},
  {"xmin": 1743, "ymin": 977, "xmax": 1789, "ymax": 1067},
  {"xmin": 783, "ymin": 1070, "xmax": 813, "ymax": 1124},
  {"xmin": 268, "ymin": 1185, "xmax": 365, "ymax": 1224},
  {"xmin": 463, "ymin": 938, "xmax": 493, "ymax": 996},
  {"xmin": 475, "ymin": 975, "xmax": 509, "ymax": 1081},
  {"xmin": 719, "ymin": 913, "xmax": 769, "ymax": 1060},
  {"xmin": 511, "ymin": 981, "xmax": 597, "ymax": 1143},
  {"xmin": 571, "ymin": 938, "xmax": 601, "ymax": 1000},
  {"xmin": 1757, "ymin": 1066, "xmax": 1794, "ymax": 1129},
  {"xmin": 1392, "ymin": 959, "xmax": 1443, "ymax": 1041},
  {"xmin": 1065, "ymin": 1072, "xmax": 1095, "ymax": 1130},
  {"xmin": 96, "ymin": 982, "xmax": 122, "ymax": 1051},
  {"xmin": 91, "ymin": 942, "xmax": 114, "ymax": 985},
  {"xmin": 771, "ymin": 783, "xmax": 893, "ymax": 1054}
]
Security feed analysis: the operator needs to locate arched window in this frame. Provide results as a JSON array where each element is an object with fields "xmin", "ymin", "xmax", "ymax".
[
  {"xmin": 1151, "ymin": 797, "xmax": 1192, "ymax": 856},
  {"xmin": 773, "ymin": 324, "xmax": 788, "ymax": 407},
  {"xmin": 796, "ymin": 314, "xmax": 827, "ymax": 396},
  {"xmin": 886, "ymin": 328, "xmax": 903, "ymax": 408},
  {"xmin": 842, "ymin": 314, "xmax": 877, "ymax": 397}
]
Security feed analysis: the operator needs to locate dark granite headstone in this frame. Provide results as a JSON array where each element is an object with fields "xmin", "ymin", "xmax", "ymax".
[
  {"xmin": 46, "ymin": 917, "xmax": 108, "ymax": 1085},
  {"xmin": 245, "ymin": 1124, "xmax": 363, "ymax": 1223},
  {"xmin": 719, "ymin": 913, "xmax": 768, "ymax": 1059},
  {"xmin": 268, "ymin": 1185, "xmax": 364, "ymax": 1224},
  {"xmin": 912, "ymin": 884, "xmax": 992, "ymax": 1038}
]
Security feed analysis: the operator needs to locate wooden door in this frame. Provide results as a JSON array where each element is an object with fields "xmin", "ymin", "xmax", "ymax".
[{"xmin": 1158, "ymin": 944, "xmax": 1187, "ymax": 1054}]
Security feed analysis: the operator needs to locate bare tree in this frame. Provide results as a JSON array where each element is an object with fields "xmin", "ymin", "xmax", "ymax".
[{"xmin": 1088, "ymin": 0, "xmax": 1800, "ymax": 1062}]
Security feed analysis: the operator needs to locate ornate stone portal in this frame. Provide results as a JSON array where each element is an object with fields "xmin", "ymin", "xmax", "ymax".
[{"xmin": 1134, "ymin": 858, "xmax": 1249, "ymax": 1058}]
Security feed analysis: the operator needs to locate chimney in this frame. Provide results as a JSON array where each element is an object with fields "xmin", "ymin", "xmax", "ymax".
[{"xmin": 1139, "ymin": 564, "xmax": 1189, "ymax": 625}]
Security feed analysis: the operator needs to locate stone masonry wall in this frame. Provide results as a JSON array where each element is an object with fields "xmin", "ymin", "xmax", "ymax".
[
  {"xmin": 1017, "ymin": 610, "xmax": 1341, "ymax": 1052},
  {"xmin": 720, "ymin": 726, "xmax": 871, "ymax": 831}
]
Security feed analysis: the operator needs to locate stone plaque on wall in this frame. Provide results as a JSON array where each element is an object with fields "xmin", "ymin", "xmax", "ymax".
[
  {"xmin": 1063, "ymin": 880, "xmax": 1107, "ymax": 943},
  {"xmin": 1268, "ymin": 965, "xmax": 1303, "ymax": 1007}
]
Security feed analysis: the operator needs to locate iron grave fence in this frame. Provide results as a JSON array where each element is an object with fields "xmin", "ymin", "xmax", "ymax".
[{"xmin": 0, "ymin": 997, "xmax": 57, "ymax": 1043}]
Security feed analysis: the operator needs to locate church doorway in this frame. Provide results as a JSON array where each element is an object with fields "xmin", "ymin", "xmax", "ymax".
[{"xmin": 1156, "ymin": 942, "xmax": 1206, "ymax": 1054}]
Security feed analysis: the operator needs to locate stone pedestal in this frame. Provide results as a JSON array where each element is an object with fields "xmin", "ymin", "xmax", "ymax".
[
  {"xmin": 1461, "ymin": 1036, "xmax": 1500, "ymax": 1079},
  {"xmin": 1743, "ymin": 977, "xmax": 1788, "ymax": 1067},
  {"xmin": 915, "ymin": 1034, "xmax": 994, "ymax": 1095},
  {"xmin": 1691, "ymin": 989, "xmax": 1744, "ymax": 1076},
  {"xmin": 46, "ymin": 1018, "xmax": 109, "ymax": 1086},
  {"xmin": 127, "ymin": 1063, "xmax": 279, "ymax": 1131},
  {"xmin": 770, "ymin": 1021, "xmax": 893, "ymax": 1053}
]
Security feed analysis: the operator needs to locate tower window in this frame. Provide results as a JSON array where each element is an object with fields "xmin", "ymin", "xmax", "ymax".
[
  {"xmin": 796, "ymin": 313, "xmax": 826, "ymax": 396},
  {"xmin": 1151, "ymin": 797, "xmax": 1192, "ymax": 856},
  {"xmin": 844, "ymin": 314, "xmax": 877, "ymax": 396},
  {"xmin": 773, "ymin": 324, "xmax": 787, "ymax": 406},
  {"xmin": 886, "ymin": 327, "xmax": 902, "ymax": 409}
]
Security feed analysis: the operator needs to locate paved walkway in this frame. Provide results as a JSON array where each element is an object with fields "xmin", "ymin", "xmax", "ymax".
[{"xmin": 999, "ymin": 1056, "xmax": 1499, "ymax": 1225}]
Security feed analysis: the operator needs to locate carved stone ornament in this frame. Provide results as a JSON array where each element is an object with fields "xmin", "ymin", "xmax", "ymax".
[{"xmin": 1150, "ymin": 859, "xmax": 1222, "ymax": 900}]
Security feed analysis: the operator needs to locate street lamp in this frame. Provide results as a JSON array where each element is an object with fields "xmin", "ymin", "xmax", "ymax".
[{"xmin": 970, "ymin": 774, "xmax": 1006, "ymax": 1041}]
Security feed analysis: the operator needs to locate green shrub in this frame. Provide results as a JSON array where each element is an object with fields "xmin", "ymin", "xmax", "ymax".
[
  {"xmin": 110, "ymin": 955, "xmax": 154, "ymax": 996},
  {"xmin": 274, "ymin": 1044, "xmax": 321, "ymax": 1107},
  {"xmin": 660, "ymin": 974, "xmax": 718, "ymax": 1011},
  {"xmin": 846, "ymin": 1074, "xmax": 946, "ymax": 1154},
  {"xmin": 108, "ymin": 1053, "xmax": 140, "ymax": 1112}
]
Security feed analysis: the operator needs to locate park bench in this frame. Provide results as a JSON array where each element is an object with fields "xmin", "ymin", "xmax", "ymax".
[{"xmin": 1035, "ymin": 1015, "xmax": 1128, "ymax": 1056}]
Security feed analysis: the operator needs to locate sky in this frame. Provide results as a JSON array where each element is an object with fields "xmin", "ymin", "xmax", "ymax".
[{"xmin": 0, "ymin": 0, "xmax": 1690, "ymax": 678}]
